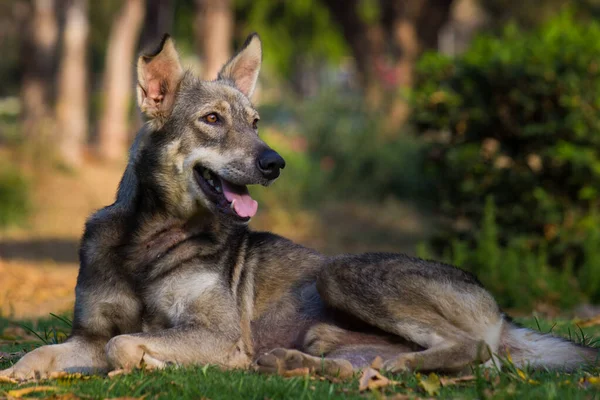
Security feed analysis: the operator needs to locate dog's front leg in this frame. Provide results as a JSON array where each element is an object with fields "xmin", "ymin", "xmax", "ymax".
[
  {"xmin": 0, "ymin": 336, "xmax": 109, "ymax": 380},
  {"xmin": 105, "ymin": 326, "xmax": 251, "ymax": 371}
]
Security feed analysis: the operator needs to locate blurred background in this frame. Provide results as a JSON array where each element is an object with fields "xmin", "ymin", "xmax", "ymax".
[{"xmin": 0, "ymin": 0, "xmax": 600, "ymax": 319}]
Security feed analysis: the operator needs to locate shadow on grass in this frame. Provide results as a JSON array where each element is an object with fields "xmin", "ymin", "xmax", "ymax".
[{"xmin": 0, "ymin": 238, "xmax": 79, "ymax": 264}]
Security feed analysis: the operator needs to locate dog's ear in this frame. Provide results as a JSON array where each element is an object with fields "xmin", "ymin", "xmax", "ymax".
[
  {"xmin": 218, "ymin": 33, "xmax": 262, "ymax": 98},
  {"xmin": 137, "ymin": 34, "xmax": 183, "ymax": 121}
]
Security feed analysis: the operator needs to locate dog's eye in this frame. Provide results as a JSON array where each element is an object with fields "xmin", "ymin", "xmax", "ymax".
[
  {"xmin": 202, "ymin": 113, "xmax": 219, "ymax": 124},
  {"xmin": 252, "ymin": 118, "xmax": 259, "ymax": 130}
]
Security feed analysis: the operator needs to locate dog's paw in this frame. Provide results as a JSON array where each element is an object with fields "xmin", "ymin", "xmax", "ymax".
[
  {"xmin": 0, "ymin": 345, "xmax": 58, "ymax": 380},
  {"xmin": 254, "ymin": 348, "xmax": 299, "ymax": 374},
  {"xmin": 382, "ymin": 354, "xmax": 415, "ymax": 373},
  {"xmin": 106, "ymin": 335, "xmax": 170, "ymax": 371},
  {"xmin": 254, "ymin": 348, "xmax": 353, "ymax": 378}
]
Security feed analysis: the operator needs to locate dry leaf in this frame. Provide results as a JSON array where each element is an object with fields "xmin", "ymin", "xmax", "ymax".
[
  {"xmin": 48, "ymin": 371, "xmax": 89, "ymax": 381},
  {"xmin": 419, "ymin": 373, "xmax": 441, "ymax": 396},
  {"xmin": 7, "ymin": 385, "xmax": 60, "ymax": 397},
  {"xmin": 358, "ymin": 367, "xmax": 390, "ymax": 392},
  {"xmin": 440, "ymin": 375, "xmax": 475, "ymax": 386},
  {"xmin": 282, "ymin": 367, "xmax": 310, "ymax": 377},
  {"xmin": 588, "ymin": 377, "xmax": 600, "ymax": 386},
  {"xmin": 580, "ymin": 376, "xmax": 600, "ymax": 388},
  {"xmin": 576, "ymin": 315, "xmax": 600, "ymax": 328},
  {"xmin": 370, "ymin": 356, "xmax": 383, "ymax": 370},
  {"xmin": 0, "ymin": 375, "xmax": 18, "ymax": 384}
]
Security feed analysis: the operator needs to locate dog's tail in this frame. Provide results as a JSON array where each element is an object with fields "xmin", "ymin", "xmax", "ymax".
[{"xmin": 500, "ymin": 319, "xmax": 599, "ymax": 370}]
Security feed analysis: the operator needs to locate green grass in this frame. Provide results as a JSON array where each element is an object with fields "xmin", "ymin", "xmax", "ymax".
[{"xmin": 1, "ymin": 315, "xmax": 599, "ymax": 399}]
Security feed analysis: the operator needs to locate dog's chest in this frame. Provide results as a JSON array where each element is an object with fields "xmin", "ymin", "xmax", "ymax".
[{"xmin": 141, "ymin": 267, "xmax": 224, "ymax": 330}]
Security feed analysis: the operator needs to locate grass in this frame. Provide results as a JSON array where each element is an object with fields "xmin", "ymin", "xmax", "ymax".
[{"xmin": 0, "ymin": 315, "xmax": 599, "ymax": 399}]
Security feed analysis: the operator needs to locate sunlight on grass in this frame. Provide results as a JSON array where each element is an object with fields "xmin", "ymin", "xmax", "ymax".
[{"xmin": 0, "ymin": 315, "xmax": 599, "ymax": 399}]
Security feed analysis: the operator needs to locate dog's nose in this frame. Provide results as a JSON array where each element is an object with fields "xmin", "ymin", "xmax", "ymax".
[{"xmin": 257, "ymin": 149, "xmax": 286, "ymax": 180}]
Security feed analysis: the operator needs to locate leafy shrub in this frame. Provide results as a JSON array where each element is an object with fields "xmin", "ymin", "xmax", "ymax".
[
  {"xmin": 418, "ymin": 197, "xmax": 600, "ymax": 309},
  {"xmin": 412, "ymin": 10, "xmax": 600, "ymax": 304},
  {"xmin": 0, "ymin": 164, "xmax": 30, "ymax": 228},
  {"xmin": 259, "ymin": 90, "xmax": 434, "ymax": 208}
]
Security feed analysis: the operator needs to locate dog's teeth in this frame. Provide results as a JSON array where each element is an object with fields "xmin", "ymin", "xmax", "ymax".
[
  {"xmin": 208, "ymin": 179, "xmax": 214, "ymax": 187},
  {"xmin": 230, "ymin": 199, "xmax": 236, "ymax": 211},
  {"xmin": 215, "ymin": 185, "xmax": 222, "ymax": 193}
]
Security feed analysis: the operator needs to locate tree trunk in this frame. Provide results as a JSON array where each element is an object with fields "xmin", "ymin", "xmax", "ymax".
[
  {"xmin": 321, "ymin": 0, "xmax": 380, "ymax": 94},
  {"xmin": 384, "ymin": 0, "xmax": 454, "ymax": 131},
  {"xmin": 20, "ymin": 0, "xmax": 59, "ymax": 149},
  {"xmin": 97, "ymin": 0, "xmax": 146, "ymax": 161},
  {"xmin": 322, "ymin": 0, "xmax": 454, "ymax": 132},
  {"xmin": 139, "ymin": 0, "xmax": 174, "ymax": 52},
  {"xmin": 194, "ymin": 0, "xmax": 233, "ymax": 80},
  {"xmin": 55, "ymin": 0, "xmax": 89, "ymax": 168}
]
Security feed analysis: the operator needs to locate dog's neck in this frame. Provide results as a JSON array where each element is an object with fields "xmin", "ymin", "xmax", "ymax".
[{"xmin": 109, "ymin": 145, "xmax": 247, "ymax": 277}]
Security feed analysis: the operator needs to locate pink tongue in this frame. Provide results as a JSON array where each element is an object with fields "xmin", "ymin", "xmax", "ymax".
[{"xmin": 220, "ymin": 179, "xmax": 258, "ymax": 218}]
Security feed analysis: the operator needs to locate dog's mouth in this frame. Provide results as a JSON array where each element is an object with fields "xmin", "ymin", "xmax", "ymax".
[{"xmin": 193, "ymin": 165, "xmax": 258, "ymax": 221}]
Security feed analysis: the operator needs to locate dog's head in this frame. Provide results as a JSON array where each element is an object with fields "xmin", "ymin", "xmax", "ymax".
[{"xmin": 135, "ymin": 33, "xmax": 284, "ymax": 224}]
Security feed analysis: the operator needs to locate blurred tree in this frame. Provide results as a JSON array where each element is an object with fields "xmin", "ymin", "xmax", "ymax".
[
  {"xmin": 97, "ymin": 0, "xmax": 145, "ymax": 161},
  {"xmin": 195, "ymin": 0, "xmax": 233, "ymax": 80},
  {"xmin": 55, "ymin": 0, "xmax": 89, "ymax": 167},
  {"xmin": 20, "ymin": 0, "xmax": 59, "ymax": 145},
  {"xmin": 322, "ymin": 0, "xmax": 454, "ymax": 131},
  {"xmin": 234, "ymin": 0, "xmax": 347, "ymax": 95},
  {"xmin": 479, "ymin": 0, "xmax": 600, "ymax": 30},
  {"xmin": 140, "ymin": 0, "xmax": 174, "ymax": 51}
]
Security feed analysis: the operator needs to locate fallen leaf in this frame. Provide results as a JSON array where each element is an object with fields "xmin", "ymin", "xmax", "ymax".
[
  {"xmin": 588, "ymin": 376, "xmax": 600, "ymax": 385},
  {"xmin": 48, "ymin": 371, "xmax": 89, "ymax": 381},
  {"xmin": 282, "ymin": 367, "xmax": 310, "ymax": 377},
  {"xmin": 7, "ymin": 385, "xmax": 60, "ymax": 397},
  {"xmin": 575, "ymin": 315, "xmax": 600, "ymax": 328},
  {"xmin": 516, "ymin": 369, "xmax": 527, "ymax": 381},
  {"xmin": 0, "ymin": 375, "xmax": 18, "ymax": 384},
  {"xmin": 370, "ymin": 356, "xmax": 383, "ymax": 370},
  {"xmin": 440, "ymin": 374, "xmax": 475, "ymax": 386},
  {"xmin": 419, "ymin": 373, "xmax": 441, "ymax": 396},
  {"xmin": 580, "ymin": 376, "xmax": 600, "ymax": 388},
  {"xmin": 358, "ymin": 367, "xmax": 390, "ymax": 392}
]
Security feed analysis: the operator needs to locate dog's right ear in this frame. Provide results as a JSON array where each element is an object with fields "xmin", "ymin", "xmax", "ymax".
[{"xmin": 137, "ymin": 34, "xmax": 183, "ymax": 123}]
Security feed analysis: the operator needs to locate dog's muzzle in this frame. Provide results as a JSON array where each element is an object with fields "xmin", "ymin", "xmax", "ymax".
[{"xmin": 256, "ymin": 149, "xmax": 285, "ymax": 180}]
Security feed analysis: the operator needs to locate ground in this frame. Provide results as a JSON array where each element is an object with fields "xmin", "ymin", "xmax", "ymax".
[
  {"xmin": 0, "ymin": 161, "xmax": 599, "ymax": 398},
  {"xmin": 0, "ymin": 316, "xmax": 599, "ymax": 399}
]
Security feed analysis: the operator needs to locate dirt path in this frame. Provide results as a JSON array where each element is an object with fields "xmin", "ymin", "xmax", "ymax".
[{"xmin": 0, "ymin": 160, "xmax": 125, "ymax": 319}]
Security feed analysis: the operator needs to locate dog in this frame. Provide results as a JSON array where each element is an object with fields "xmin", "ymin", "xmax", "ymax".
[{"xmin": 1, "ymin": 33, "xmax": 598, "ymax": 380}]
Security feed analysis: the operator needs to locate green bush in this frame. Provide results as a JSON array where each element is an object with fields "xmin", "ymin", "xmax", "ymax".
[
  {"xmin": 418, "ymin": 197, "xmax": 599, "ymax": 309},
  {"xmin": 0, "ymin": 164, "xmax": 30, "ymax": 228},
  {"xmin": 412, "ymin": 10, "xmax": 600, "ymax": 304},
  {"xmin": 259, "ymin": 90, "xmax": 434, "ymax": 208}
]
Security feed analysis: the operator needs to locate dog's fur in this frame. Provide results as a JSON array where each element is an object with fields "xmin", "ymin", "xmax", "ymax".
[{"xmin": 2, "ymin": 34, "xmax": 598, "ymax": 380}]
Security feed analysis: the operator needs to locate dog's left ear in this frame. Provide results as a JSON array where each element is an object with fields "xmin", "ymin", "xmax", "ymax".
[
  {"xmin": 137, "ymin": 34, "xmax": 184, "ymax": 122},
  {"xmin": 218, "ymin": 33, "xmax": 262, "ymax": 98}
]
